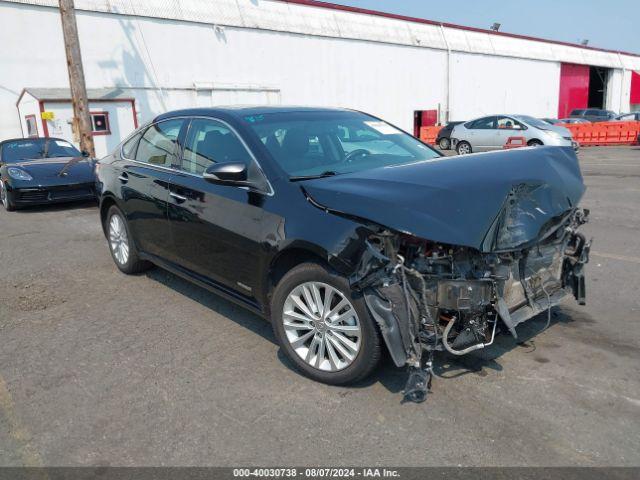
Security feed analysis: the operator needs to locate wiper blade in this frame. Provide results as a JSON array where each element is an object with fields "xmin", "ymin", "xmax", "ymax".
[{"xmin": 289, "ymin": 171, "xmax": 339, "ymax": 182}]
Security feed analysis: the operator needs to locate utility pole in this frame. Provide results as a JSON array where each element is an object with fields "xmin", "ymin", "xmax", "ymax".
[{"xmin": 58, "ymin": 0, "xmax": 95, "ymax": 157}]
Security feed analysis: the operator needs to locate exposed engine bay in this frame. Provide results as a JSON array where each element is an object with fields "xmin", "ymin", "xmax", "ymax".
[{"xmin": 350, "ymin": 207, "xmax": 591, "ymax": 403}]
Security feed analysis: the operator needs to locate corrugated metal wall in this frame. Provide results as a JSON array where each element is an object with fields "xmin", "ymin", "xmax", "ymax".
[{"xmin": 5, "ymin": 0, "xmax": 639, "ymax": 69}]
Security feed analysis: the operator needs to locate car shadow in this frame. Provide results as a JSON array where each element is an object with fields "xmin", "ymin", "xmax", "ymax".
[
  {"xmin": 144, "ymin": 268, "xmax": 276, "ymax": 344},
  {"xmin": 144, "ymin": 267, "xmax": 312, "ymax": 376},
  {"xmin": 12, "ymin": 199, "xmax": 98, "ymax": 213},
  {"xmin": 143, "ymin": 266, "xmax": 581, "ymax": 396},
  {"xmin": 344, "ymin": 306, "xmax": 580, "ymax": 395}
]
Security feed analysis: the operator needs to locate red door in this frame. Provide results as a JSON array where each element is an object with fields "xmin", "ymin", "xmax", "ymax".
[
  {"xmin": 413, "ymin": 110, "xmax": 438, "ymax": 137},
  {"xmin": 558, "ymin": 63, "xmax": 590, "ymax": 118},
  {"xmin": 631, "ymin": 71, "xmax": 640, "ymax": 106}
]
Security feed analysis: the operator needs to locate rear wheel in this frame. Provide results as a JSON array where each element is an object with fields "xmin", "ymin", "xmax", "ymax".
[
  {"xmin": 438, "ymin": 137, "xmax": 451, "ymax": 150},
  {"xmin": 271, "ymin": 263, "xmax": 381, "ymax": 385},
  {"xmin": 456, "ymin": 141, "xmax": 472, "ymax": 155},
  {"xmin": 0, "ymin": 181, "xmax": 15, "ymax": 211},
  {"xmin": 106, "ymin": 205, "xmax": 152, "ymax": 274},
  {"xmin": 528, "ymin": 139, "xmax": 544, "ymax": 147}
]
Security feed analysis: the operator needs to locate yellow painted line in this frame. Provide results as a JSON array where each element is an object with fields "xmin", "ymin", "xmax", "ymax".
[
  {"xmin": 0, "ymin": 376, "xmax": 44, "ymax": 469},
  {"xmin": 592, "ymin": 251, "xmax": 640, "ymax": 264}
]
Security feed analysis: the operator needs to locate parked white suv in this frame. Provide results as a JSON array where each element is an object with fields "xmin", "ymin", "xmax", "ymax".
[{"xmin": 451, "ymin": 115, "xmax": 578, "ymax": 155}]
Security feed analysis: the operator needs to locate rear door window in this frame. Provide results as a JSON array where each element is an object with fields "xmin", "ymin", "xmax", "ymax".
[
  {"xmin": 135, "ymin": 119, "xmax": 185, "ymax": 167},
  {"xmin": 122, "ymin": 132, "xmax": 143, "ymax": 159},
  {"xmin": 469, "ymin": 116, "xmax": 497, "ymax": 129}
]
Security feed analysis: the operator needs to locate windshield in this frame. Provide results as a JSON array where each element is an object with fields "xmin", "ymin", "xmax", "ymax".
[
  {"xmin": 243, "ymin": 111, "xmax": 440, "ymax": 178},
  {"xmin": 513, "ymin": 115, "xmax": 550, "ymax": 129},
  {"xmin": 1, "ymin": 138, "xmax": 81, "ymax": 163}
]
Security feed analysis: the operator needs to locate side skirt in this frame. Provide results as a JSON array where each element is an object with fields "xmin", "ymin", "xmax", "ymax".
[{"xmin": 139, "ymin": 252, "xmax": 266, "ymax": 319}]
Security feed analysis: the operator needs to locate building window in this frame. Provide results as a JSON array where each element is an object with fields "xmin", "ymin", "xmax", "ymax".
[
  {"xmin": 91, "ymin": 112, "xmax": 111, "ymax": 135},
  {"xmin": 25, "ymin": 115, "xmax": 38, "ymax": 137}
]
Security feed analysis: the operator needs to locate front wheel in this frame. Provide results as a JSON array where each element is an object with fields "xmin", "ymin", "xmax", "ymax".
[
  {"xmin": 528, "ymin": 139, "xmax": 544, "ymax": 147},
  {"xmin": 271, "ymin": 263, "xmax": 381, "ymax": 385},
  {"xmin": 456, "ymin": 141, "xmax": 472, "ymax": 155},
  {"xmin": 105, "ymin": 205, "xmax": 152, "ymax": 274},
  {"xmin": 0, "ymin": 181, "xmax": 15, "ymax": 211},
  {"xmin": 438, "ymin": 137, "xmax": 451, "ymax": 150}
]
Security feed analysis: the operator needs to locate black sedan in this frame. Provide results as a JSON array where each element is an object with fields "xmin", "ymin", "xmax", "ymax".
[
  {"xmin": 0, "ymin": 137, "xmax": 97, "ymax": 211},
  {"xmin": 435, "ymin": 121, "xmax": 463, "ymax": 150},
  {"xmin": 96, "ymin": 107, "xmax": 590, "ymax": 400}
]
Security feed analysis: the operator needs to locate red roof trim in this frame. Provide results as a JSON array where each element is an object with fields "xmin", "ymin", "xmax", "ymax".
[{"xmin": 276, "ymin": 0, "xmax": 640, "ymax": 58}]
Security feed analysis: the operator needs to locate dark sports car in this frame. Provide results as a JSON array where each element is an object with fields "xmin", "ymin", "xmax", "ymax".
[
  {"xmin": 0, "ymin": 137, "xmax": 97, "ymax": 211},
  {"xmin": 96, "ymin": 107, "xmax": 590, "ymax": 402}
]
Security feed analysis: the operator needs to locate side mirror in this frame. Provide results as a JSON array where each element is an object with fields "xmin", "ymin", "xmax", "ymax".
[
  {"xmin": 203, "ymin": 162, "xmax": 248, "ymax": 184},
  {"xmin": 81, "ymin": 149, "xmax": 90, "ymax": 157}
]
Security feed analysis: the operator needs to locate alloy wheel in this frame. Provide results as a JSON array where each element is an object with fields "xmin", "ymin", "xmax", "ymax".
[
  {"xmin": 282, "ymin": 281, "xmax": 361, "ymax": 372},
  {"xmin": 458, "ymin": 143, "xmax": 471, "ymax": 155},
  {"xmin": 109, "ymin": 214, "xmax": 130, "ymax": 265}
]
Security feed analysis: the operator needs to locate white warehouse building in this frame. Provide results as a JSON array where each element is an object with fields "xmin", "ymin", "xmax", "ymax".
[{"xmin": 1, "ymin": 0, "xmax": 640, "ymax": 157}]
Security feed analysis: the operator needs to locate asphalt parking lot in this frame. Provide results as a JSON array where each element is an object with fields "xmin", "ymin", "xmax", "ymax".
[{"xmin": 0, "ymin": 146, "xmax": 639, "ymax": 467}]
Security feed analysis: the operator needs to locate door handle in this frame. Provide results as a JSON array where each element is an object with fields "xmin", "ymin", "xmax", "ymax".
[
  {"xmin": 170, "ymin": 191, "xmax": 187, "ymax": 202},
  {"xmin": 118, "ymin": 173, "xmax": 128, "ymax": 183}
]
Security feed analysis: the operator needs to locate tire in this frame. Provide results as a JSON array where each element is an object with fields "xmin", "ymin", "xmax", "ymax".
[
  {"xmin": 0, "ymin": 181, "xmax": 15, "ymax": 211},
  {"xmin": 271, "ymin": 262, "xmax": 381, "ymax": 385},
  {"xmin": 528, "ymin": 139, "xmax": 543, "ymax": 147},
  {"xmin": 105, "ymin": 205, "xmax": 152, "ymax": 274},
  {"xmin": 438, "ymin": 137, "xmax": 451, "ymax": 150},
  {"xmin": 456, "ymin": 141, "xmax": 472, "ymax": 155}
]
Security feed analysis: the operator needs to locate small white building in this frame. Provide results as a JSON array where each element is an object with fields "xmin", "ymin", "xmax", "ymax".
[{"xmin": 16, "ymin": 88, "xmax": 138, "ymax": 158}]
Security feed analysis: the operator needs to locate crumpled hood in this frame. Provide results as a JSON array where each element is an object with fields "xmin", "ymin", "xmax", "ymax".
[
  {"xmin": 302, "ymin": 146, "xmax": 585, "ymax": 252},
  {"xmin": 12, "ymin": 156, "xmax": 95, "ymax": 180}
]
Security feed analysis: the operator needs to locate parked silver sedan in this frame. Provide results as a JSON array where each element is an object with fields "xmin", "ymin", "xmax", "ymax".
[{"xmin": 451, "ymin": 115, "xmax": 577, "ymax": 155}]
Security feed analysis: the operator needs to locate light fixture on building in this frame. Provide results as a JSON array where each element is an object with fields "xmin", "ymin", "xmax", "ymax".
[
  {"xmin": 581, "ymin": 39, "xmax": 589, "ymax": 46},
  {"xmin": 490, "ymin": 22, "xmax": 501, "ymax": 32}
]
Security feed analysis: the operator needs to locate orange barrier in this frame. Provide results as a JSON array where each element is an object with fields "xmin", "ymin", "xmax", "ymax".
[
  {"xmin": 419, "ymin": 126, "xmax": 443, "ymax": 145},
  {"xmin": 503, "ymin": 136, "xmax": 527, "ymax": 149},
  {"xmin": 563, "ymin": 121, "xmax": 640, "ymax": 146}
]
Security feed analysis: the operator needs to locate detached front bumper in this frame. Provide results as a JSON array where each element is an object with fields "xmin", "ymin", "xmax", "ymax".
[{"xmin": 8, "ymin": 182, "xmax": 97, "ymax": 206}]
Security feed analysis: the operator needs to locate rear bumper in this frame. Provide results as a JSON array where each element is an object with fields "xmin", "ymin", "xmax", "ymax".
[{"xmin": 9, "ymin": 183, "xmax": 97, "ymax": 206}]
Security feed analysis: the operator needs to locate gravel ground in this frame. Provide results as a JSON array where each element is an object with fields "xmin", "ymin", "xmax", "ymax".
[{"xmin": 0, "ymin": 146, "xmax": 639, "ymax": 467}]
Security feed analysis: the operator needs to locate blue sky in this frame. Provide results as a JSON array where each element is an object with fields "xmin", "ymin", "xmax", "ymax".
[{"xmin": 328, "ymin": 0, "xmax": 640, "ymax": 53}]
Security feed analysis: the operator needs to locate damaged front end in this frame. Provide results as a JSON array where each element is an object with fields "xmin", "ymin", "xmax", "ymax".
[{"xmin": 351, "ymin": 207, "xmax": 591, "ymax": 403}]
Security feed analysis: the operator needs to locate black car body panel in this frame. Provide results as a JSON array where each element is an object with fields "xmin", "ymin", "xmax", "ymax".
[
  {"xmin": 0, "ymin": 138, "xmax": 96, "ymax": 206},
  {"xmin": 302, "ymin": 146, "xmax": 584, "ymax": 252}
]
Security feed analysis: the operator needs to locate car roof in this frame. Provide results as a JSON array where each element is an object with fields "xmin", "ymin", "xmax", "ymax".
[
  {"xmin": 0, "ymin": 137, "xmax": 69, "ymax": 147},
  {"xmin": 154, "ymin": 106, "xmax": 356, "ymax": 123}
]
